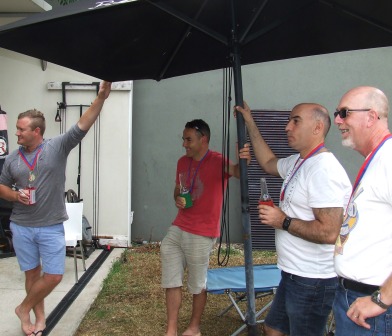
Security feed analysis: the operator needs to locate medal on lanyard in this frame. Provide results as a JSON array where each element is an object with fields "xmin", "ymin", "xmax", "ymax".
[
  {"xmin": 180, "ymin": 150, "xmax": 209, "ymax": 209},
  {"xmin": 18, "ymin": 144, "xmax": 42, "ymax": 180},
  {"xmin": 29, "ymin": 171, "xmax": 36, "ymax": 182},
  {"xmin": 18, "ymin": 144, "xmax": 42, "ymax": 204}
]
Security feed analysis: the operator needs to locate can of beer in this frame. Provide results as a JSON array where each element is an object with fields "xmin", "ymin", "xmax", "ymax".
[{"xmin": 25, "ymin": 186, "xmax": 37, "ymax": 205}]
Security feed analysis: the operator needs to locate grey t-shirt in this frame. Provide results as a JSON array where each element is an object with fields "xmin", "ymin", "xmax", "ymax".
[{"xmin": 0, "ymin": 124, "xmax": 87, "ymax": 227}]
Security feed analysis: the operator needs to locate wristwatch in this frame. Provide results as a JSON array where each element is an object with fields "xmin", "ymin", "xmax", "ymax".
[
  {"xmin": 371, "ymin": 290, "xmax": 392, "ymax": 309},
  {"xmin": 282, "ymin": 216, "xmax": 292, "ymax": 231}
]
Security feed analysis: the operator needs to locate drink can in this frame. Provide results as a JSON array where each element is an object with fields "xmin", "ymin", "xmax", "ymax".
[{"xmin": 25, "ymin": 187, "xmax": 37, "ymax": 205}]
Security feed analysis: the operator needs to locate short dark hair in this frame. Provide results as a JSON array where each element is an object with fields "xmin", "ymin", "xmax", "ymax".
[
  {"xmin": 18, "ymin": 109, "xmax": 46, "ymax": 136},
  {"xmin": 185, "ymin": 119, "xmax": 210, "ymax": 142}
]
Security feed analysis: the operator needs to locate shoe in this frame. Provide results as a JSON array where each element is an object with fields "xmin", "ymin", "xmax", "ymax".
[{"xmin": 32, "ymin": 330, "xmax": 46, "ymax": 336}]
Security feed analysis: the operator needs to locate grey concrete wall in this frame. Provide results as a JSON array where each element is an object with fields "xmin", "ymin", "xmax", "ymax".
[{"xmin": 131, "ymin": 47, "xmax": 392, "ymax": 243}]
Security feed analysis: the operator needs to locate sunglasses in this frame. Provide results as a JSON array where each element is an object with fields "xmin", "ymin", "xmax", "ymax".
[
  {"xmin": 193, "ymin": 126, "xmax": 204, "ymax": 136},
  {"xmin": 334, "ymin": 108, "xmax": 371, "ymax": 119}
]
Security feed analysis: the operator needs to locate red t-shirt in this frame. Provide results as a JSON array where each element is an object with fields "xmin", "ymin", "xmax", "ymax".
[{"xmin": 173, "ymin": 150, "xmax": 231, "ymax": 238}]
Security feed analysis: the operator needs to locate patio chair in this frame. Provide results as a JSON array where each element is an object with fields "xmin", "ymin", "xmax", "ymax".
[
  {"xmin": 64, "ymin": 202, "xmax": 86, "ymax": 283},
  {"xmin": 206, "ymin": 264, "xmax": 281, "ymax": 336}
]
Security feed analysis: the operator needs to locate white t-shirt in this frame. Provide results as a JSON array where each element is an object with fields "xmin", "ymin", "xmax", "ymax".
[
  {"xmin": 334, "ymin": 141, "xmax": 392, "ymax": 286},
  {"xmin": 277, "ymin": 152, "xmax": 352, "ymax": 278}
]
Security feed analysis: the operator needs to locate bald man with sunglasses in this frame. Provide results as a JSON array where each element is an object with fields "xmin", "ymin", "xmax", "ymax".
[{"xmin": 333, "ymin": 86, "xmax": 392, "ymax": 336}]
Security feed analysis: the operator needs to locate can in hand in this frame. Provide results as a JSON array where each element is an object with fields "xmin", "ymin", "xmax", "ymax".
[{"xmin": 24, "ymin": 187, "xmax": 37, "ymax": 205}]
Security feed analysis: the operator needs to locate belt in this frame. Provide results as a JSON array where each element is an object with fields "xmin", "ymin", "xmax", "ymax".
[{"xmin": 338, "ymin": 276, "xmax": 379, "ymax": 295}]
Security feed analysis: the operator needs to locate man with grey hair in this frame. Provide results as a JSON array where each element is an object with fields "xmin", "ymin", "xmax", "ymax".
[
  {"xmin": 333, "ymin": 86, "xmax": 392, "ymax": 336},
  {"xmin": 0, "ymin": 81, "xmax": 111, "ymax": 336},
  {"xmin": 235, "ymin": 102, "xmax": 351, "ymax": 336}
]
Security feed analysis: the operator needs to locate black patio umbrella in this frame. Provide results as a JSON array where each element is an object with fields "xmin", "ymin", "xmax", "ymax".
[{"xmin": 1, "ymin": 1, "xmax": 392, "ymax": 334}]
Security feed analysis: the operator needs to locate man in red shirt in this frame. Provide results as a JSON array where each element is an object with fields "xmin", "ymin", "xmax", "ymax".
[{"xmin": 161, "ymin": 119, "xmax": 249, "ymax": 336}]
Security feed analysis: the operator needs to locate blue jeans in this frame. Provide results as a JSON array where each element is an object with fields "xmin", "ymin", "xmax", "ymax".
[
  {"xmin": 333, "ymin": 284, "xmax": 392, "ymax": 336},
  {"xmin": 264, "ymin": 271, "xmax": 337, "ymax": 336}
]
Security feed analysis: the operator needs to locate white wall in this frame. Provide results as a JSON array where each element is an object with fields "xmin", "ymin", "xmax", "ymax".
[
  {"xmin": 0, "ymin": 48, "xmax": 132, "ymax": 242},
  {"xmin": 131, "ymin": 46, "xmax": 392, "ymax": 243}
]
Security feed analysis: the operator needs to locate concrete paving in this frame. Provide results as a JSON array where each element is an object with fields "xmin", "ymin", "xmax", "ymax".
[{"xmin": 0, "ymin": 247, "xmax": 124, "ymax": 336}]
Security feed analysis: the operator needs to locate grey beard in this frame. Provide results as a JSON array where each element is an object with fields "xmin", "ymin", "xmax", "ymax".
[{"xmin": 342, "ymin": 138, "xmax": 355, "ymax": 149}]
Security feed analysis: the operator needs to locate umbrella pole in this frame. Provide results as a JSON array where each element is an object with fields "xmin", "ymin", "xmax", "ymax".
[{"xmin": 231, "ymin": 1, "xmax": 260, "ymax": 335}]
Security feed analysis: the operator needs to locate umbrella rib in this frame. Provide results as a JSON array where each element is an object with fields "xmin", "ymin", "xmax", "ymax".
[
  {"xmin": 145, "ymin": 0, "xmax": 228, "ymax": 45},
  {"xmin": 319, "ymin": 0, "xmax": 392, "ymax": 35},
  {"xmin": 241, "ymin": 0, "xmax": 316, "ymax": 46},
  {"xmin": 239, "ymin": 0, "xmax": 269, "ymax": 44},
  {"xmin": 155, "ymin": 0, "xmax": 209, "ymax": 80}
]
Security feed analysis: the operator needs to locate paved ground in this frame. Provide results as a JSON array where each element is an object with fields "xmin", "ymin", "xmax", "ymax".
[{"xmin": 0, "ymin": 247, "xmax": 124, "ymax": 336}]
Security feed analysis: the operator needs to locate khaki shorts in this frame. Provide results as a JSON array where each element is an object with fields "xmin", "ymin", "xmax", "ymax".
[{"xmin": 161, "ymin": 225, "xmax": 216, "ymax": 294}]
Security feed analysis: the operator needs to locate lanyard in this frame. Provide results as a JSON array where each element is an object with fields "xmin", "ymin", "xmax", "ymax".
[
  {"xmin": 187, "ymin": 150, "xmax": 209, "ymax": 193},
  {"xmin": 351, "ymin": 134, "xmax": 392, "ymax": 199},
  {"xmin": 18, "ymin": 144, "xmax": 43, "ymax": 181},
  {"xmin": 280, "ymin": 143, "xmax": 325, "ymax": 201}
]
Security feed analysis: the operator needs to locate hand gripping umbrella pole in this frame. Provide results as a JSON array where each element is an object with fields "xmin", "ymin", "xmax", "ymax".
[{"xmin": 230, "ymin": 1, "xmax": 259, "ymax": 335}]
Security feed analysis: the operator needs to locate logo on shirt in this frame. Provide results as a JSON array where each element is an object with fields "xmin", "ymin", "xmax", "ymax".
[{"xmin": 335, "ymin": 186, "xmax": 362, "ymax": 255}]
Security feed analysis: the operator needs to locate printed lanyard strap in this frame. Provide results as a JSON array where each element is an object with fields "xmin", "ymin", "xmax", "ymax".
[
  {"xmin": 187, "ymin": 150, "xmax": 209, "ymax": 193},
  {"xmin": 351, "ymin": 134, "xmax": 392, "ymax": 199},
  {"xmin": 18, "ymin": 145, "xmax": 43, "ymax": 172},
  {"xmin": 280, "ymin": 143, "xmax": 325, "ymax": 201}
]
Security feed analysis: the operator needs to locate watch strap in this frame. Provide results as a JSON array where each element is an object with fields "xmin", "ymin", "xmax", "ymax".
[
  {"xmin": 371, "ymin": 290, "xmax": 392, "ymax": 309},
  {"xmin": 282, "ymin": 216, "xmax": 292, "ymax": 231}
]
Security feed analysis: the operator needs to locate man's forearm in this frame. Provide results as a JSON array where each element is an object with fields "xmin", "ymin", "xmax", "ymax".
[
  {"xmin": 245, "ymin": 118, "xmax": 279, "ymax": 176},
  {"xmin": 78, "ymin": 96, "xmax": 106, "ymax": 131},
  {"xmin": 0, "ymin": 185, "xmax": 18, "ymax": 202},
  {"xmin": 286, "ymin": 208, "xmax": 343, "ymax": 244}
]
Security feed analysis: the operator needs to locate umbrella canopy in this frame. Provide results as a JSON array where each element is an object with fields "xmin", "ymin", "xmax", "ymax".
[
  {"xmin": 1, "ymin": 1, "xmax": 392, "ymax": 334},
  {"xmin": 0, "ymin": 0, "xmax": 391, "ymax": 82}
]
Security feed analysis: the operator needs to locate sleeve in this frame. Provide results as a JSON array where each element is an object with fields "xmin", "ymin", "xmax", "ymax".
[
  {"xmin": 307, "ymin": 158, "xmax": 351, "ymax": 208},
  {"xmin": 0, "ymin": 155, "xmax": 15, "ymax": 187},
  {"xmin": 56, "ymin": 124, "xmax": 88, "ymax": 155},
  {"xmin": 277, "ymin": 154, "xmax": 300, "ymax": 179}
]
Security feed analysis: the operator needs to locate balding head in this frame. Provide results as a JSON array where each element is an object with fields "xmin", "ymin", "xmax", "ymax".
[
  {"xmin": 292, "ymin": 103, "xmax": 331, "ymax": 137},
  {"xmin": 340, "ymin": 86, "xmax": 389, "ymax": 120},
  {"xmin": 336, "ymin": 86, "xmax": 390, "ymax": 156}
]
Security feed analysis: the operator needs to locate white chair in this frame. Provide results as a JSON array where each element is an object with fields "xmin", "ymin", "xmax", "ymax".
[{"xmin": 64, "ymin": 202, "xmax": 86, "ymax": 283}]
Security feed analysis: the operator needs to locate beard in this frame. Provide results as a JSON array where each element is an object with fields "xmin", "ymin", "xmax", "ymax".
[{"xmin": 342, "ymin": 137, "xmax": 355, "ymax": 149}]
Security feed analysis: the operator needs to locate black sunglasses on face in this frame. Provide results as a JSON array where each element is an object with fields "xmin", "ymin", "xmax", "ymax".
[{"xmin": 334, "ymin": 108, "xmax": 371, "ymax": 119}]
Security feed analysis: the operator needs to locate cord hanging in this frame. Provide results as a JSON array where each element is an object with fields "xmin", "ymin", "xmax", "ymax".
[{"xmin": 218, "ymin": 67, "xmax": 233, "ymax": 266}]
